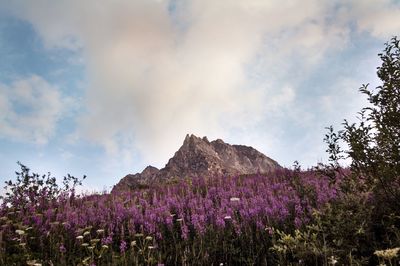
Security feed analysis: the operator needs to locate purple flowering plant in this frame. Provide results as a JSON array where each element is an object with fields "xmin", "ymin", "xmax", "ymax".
[{"xmin": 0, "ymin": 162, "xmax": 341, "ymax": 265}]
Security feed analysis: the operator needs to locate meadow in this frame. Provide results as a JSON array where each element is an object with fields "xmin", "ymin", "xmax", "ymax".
[
  {"xmin": 0, "ymin": 163, "xmax": 399, "ymax": 265},
  {"xmin": 1, "ymin": 36, "xmax": 399, "ymax": 266},
  {"xmin": 0, "ymin": 165, "xmax": 341, "ymax": 265}
]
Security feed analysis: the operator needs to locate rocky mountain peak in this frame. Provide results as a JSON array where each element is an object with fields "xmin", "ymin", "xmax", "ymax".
[
  {"xmin": 112, "ymin": 134, "xmax": 281, "ymax": 192},
  {"xmin": 141, "ymin": 165, "xmax": 159, "ymax": 177},
  {"xmin": 182, "ymin": 134, "xmax": 209, "ymax": 149}
]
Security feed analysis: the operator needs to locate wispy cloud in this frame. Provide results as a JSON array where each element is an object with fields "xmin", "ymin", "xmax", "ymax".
[
  {"xmin": 2, "ymin": 0, "xmax": 400, "ymax": 169},
  {"xmin": 0, "ymin": 75, "xmax": 64, "ymax": 144}
]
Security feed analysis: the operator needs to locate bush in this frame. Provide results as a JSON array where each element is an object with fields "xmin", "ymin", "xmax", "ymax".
[
  {"xmin": 317, "ymin": 36, "xmax": 400, "ymax": 264},
  {"xmin": 326, "ymin": 37, "xmax": 400, "ymax": 210}
]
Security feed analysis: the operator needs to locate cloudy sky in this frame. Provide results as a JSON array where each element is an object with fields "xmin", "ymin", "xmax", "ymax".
[{"xmin": 0, "ymin": 0, "xmax": 399, "ymax": 192}]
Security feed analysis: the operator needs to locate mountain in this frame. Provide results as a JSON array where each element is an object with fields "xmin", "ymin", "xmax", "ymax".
[{"xmin": 112, "ymin": 134, "xmax": 281, "ymax": 192}]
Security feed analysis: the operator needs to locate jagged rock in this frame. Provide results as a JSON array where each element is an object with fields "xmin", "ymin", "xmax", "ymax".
[
  {"xmin": 112, "ymin": 165, "xmax": 159, "ymax": 192},
  {"xmin": 112, "ymin": 134, "xmax": 280, "ymax": 192}
]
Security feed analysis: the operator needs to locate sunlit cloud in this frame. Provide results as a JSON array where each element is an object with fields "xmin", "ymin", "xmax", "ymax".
[
  {"xmin": 0, "ymin": 75, "xmax": 64, "ymax": 144},
  {"xmin": 0, "ymin": 0, "xmax": 399, "ymax": 177}
]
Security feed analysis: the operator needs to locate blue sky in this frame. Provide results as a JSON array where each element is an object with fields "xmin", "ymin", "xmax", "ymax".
[{"xmin": 0, "ymin": 0, "xmax": 399, "ymax": 193}]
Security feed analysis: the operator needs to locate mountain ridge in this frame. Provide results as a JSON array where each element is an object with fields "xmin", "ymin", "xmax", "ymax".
[{"xmin": 112, "ymin": 134, "xmax": 281, "ymax": 192}]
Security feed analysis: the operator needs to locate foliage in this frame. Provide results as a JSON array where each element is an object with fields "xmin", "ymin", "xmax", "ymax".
[
  {"xmin": 0, "ymin": 162, "xmax": 85, "ymax": 210},
  {"xmin": 318, "ymin": 36, "xmax": 400, "ymax": 264},
  {"xmin": 374, "ymin": 247, "xmax": 400, "ymax": 265},
  {"xmin": 0, "ymin": 163, "xmax": 338, "ymax": 265},
  {"xmin": 271, "ymin": 189, "xmax": 375, "ymax": 265},
  {"xmin": 325, "ymin": 37, "xmax": 400, "ymax": 209}
]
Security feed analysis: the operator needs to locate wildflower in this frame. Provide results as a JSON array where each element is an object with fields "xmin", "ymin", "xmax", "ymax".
[
  {"xmin": 374, "ymin": 247, "xmax": 400, "ymax": 260},
  {"xmin": 15, "ymin": 229, "xmax": 25, "ymax": 235},
  {"xmin": 82, "ymin": 243, "xmax": 89, "ymax": 247},
  {"xmin": 26, "ymin": 260, "xmax": 42, "ymax": 266},
  {"xmin": 215, "ymin": 217, "xmax": 225, "ymax": 228},
  {"xmin": 84, "ymin": 225, "xmax": 93, "ymax": 231},
  {"xmin": 265, "ymin": 226, "xmax": 273, "ymax": 235},
  {"xmin": 96, "ymin": 229, "xmax": 104, "ymax": 235},
  {"xmin": 102, "ymin": 235, "xmax": 112, "ymax": 245},
  {"xmin": 90, "ymin": 238, "xmax": 100, "ymax": 245},
  {"xmin": 176, "ymin": 218, "xmax": 183, "ymax": 223},
  {"xmin": 181, "ymin": 224, "xmax": 189, "ymax": 240},
  {"xmin": 230, "ymin": 197, "xmax": 240, "ymax": 202},
  {"xmin": 120, "ymin": 240, "xmax": 127, "ymax": 253},
  {"xmin": 329, "ymin": 256, "xmax": 338, "ymax": 265},
  {"xmin": 76, "ymin": 235, "xmax": 84, "ymax": 240},
  {"xmin": 145, "ymin": 236, "xmax": 153, "ymax": 241},
  {"xmin": 83, "ymin": 231, "xmax": 91, "ymax": 236},
  {"xmin": 131, "ymin": 240, "xmax": 137, "ymax": 247},
  {"xmin": 224, "ymin": 216, "xmax": 232, "ymax": 220},
  {"xmin": 59, "ymin": 244, "xmax": 66, "ymax": 253},
  {"xmin": 102, "ymin": 245, "xmax": 109, "ymax": 249},
  {"xmin": 148, "ymin": 246, "xmax": 155, "ymax": 250}
]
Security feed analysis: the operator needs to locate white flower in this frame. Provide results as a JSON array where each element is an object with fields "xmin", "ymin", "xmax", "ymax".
[
  {"xmin": 329, "ymin": 256, "xmax": 338, "ymax": 265},
  {"xmin": 26, "ymin": 261, "xmax": 42, "ymax": 266},
  {"xmin": 15, "ymin": 229, "xmax": 25, "ymax": 235},
  {"xmin": 230, "ymin": 197, "xmax": 240, "ymax": 202},
  {"xmin": 224, "ymin": 216, "xmax": 232, "ymax": 220},
  {"xmin": 374, "ymin": 247, "xmax": 400, "ymax": 260}
]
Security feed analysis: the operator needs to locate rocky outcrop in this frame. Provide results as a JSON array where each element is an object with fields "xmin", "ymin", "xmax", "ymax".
[
  {"xmin": 112, "ymin": 165, "xmax": 159, "ymax": 192},
  {"xmin": 112, "ymin": 134, "xmax": 280, "ymax": 192}
]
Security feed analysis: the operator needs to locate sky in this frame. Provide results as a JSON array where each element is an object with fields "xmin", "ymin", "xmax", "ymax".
[{"xmin": 0, "ymin": 0, "xmax": 399, "ymax": 193}]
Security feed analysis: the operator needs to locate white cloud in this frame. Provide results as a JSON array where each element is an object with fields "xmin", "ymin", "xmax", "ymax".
[
  {"xmin": 0, "ymin": 76, "xmax": 64, "ymax": 144},
  {"xmin": 349, "ymin": 0, "xmax": 400, "ymax": 38},
  {"xmin": 3, "ymin": 0, "xmax": 400, "ymax": 168}
]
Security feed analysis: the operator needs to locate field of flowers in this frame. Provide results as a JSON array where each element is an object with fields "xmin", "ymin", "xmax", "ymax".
[
  {"xmin": 2, "ymin": 37, "xmax": 400, "ymax": 266},
  {"xmin": 0, "ymin": 165, "xmax": 344, "ymax": 265}
]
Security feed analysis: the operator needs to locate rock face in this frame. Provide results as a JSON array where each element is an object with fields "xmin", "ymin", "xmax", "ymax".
[
  {"xmin": 112, "ymin": 134, "xmax": 280, "ymax": 192},
  {"xmin": 112, "ymin": 165, "xmax": 159, "ymax": 192}
]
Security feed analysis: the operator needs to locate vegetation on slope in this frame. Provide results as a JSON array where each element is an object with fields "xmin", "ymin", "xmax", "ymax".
[{"xmin": 0, "ymin": 37, "xmax": 399, "ymax": 266}]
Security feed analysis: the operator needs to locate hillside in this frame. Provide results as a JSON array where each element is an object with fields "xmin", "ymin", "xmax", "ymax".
[{"xmin": 113, "ymin": 134, "xmax": 281, "ymax": 192}]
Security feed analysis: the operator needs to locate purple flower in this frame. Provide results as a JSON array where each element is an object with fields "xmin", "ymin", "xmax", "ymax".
[
  {"xmin": 59, "ymin": 244, "xmax": 66, "ymax": 253},
  {"xmin": 120, "ymin": 240, "xmax": 127, "ymax": 253},
  {"xmin": 102, "ymin": 235, "xmax": 113, "ymax": 245}
]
